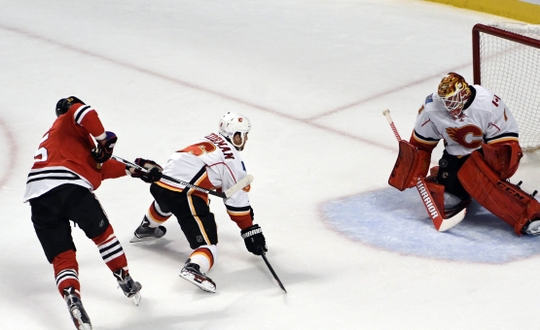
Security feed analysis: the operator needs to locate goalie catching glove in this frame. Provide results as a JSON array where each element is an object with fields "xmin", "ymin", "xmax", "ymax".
[
  {"xmin": 129, "ymin": 158, "xmax": 163, "ymax": 183},
  {"xmin": 92, "ymin": 131, "xmax": 117, "ymax": 163},
  {"xmin": 241, "ymin": 224, "xmax": 267, "ymax": 255}
]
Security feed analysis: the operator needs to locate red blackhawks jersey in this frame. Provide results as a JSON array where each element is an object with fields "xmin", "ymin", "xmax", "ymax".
[
  {"xmin": 156, "ymin": 132, "xmax": 253, "ymax": 229},
  {"xmin": 411, "ymin": 85, "xmax": 520, "ymax": 156},
  {"xmin": 24, "ymin": 103, "xmax": 126, "ymax": 202}
]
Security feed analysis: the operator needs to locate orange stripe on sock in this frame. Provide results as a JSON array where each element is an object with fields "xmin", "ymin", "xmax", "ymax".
[{"xmin": 191, "ymin": 247, "xmax": 214, "ymax": 268}]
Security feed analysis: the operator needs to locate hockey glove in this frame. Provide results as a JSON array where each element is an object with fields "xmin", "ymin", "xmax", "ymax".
[
  {"xmin": 91, "ymin": 131, "xmax": 117, "ymax": 163},
  {"xmin": 241, "ymin": 224, "xmax": 267, "ymax": 255},
  {"xmin": 130, "ymin": 158, "xmax": 163, "ymax": 183}
]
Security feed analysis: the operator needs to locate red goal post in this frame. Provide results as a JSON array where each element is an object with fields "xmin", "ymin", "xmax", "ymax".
[{"xmin": 472, "ymin": 23, "xmax": 540, "ymax": 152}]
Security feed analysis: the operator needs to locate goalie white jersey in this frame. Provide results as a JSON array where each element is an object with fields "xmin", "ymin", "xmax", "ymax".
[
  {"xmin": 412, "ymin": 85, "xmax": 519, "ymax": 156},
  {"xmin": 156, "ymin": 132, "xmax": 251, "ymax": 212}
]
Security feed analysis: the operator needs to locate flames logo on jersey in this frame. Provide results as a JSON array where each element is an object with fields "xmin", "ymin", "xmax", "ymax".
[{"xmin": 445, "ymin": 124, "xmax": 483, "ymax": 149}]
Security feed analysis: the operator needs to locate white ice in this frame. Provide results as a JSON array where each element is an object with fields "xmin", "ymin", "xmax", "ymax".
[{"xmin": 1, "ymin": 1, "xmax": 539, "ymax": 329}]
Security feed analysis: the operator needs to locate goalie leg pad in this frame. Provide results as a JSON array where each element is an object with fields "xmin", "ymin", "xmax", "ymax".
[
  {"xmin": 458, "ymin": 151, "xmax": 540, "ymax": 235},
  {"xmin": 388, "ymin": 140, "xmax": 430, "ymax": 191},
  {"xmin": 481, "ymin": 141, "xmax": 523, "ymax": 180}
]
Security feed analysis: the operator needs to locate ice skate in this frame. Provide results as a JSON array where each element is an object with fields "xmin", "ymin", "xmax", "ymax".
[
  {"xmin": 63, "ymin": 287, "xmax": 92, "ymax": 330},
  {"xmin": 130, "ymin": 217, "xmax": 167, "ymax": 243},
  {"xmin": 522, "ymin": 218, "xmax": 540, "ymax": 235},
  {"xmin": 444, "ymin": 198, "xmax": 471, "ymax": 219},
  {"xmin": 179, "ymin": 263, "xmax": 216, "ymax": 293},
  {"xmin": 113, "ymin": 269, "xmax": 142, "ymax": 305}
]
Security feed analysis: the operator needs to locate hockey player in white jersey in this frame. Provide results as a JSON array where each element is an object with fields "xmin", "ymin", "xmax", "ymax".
[
  {"xmin": 388, "ymin": 72, "xmax": 540, "ymax": 235},
  {"xmin": 131, "ymin": 112, "xmax": 266, "ymax": 292}
]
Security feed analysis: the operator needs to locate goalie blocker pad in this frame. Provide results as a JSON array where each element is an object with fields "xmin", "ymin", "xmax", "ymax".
[
  {"xmin": 388, "ymin": 140, "xmax": 431, "ymax": 191},
  {"xmin": 458, "ymin": 151, "xmax": 540, "ymax": 235}
]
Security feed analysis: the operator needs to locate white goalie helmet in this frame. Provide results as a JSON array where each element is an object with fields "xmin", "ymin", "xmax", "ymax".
[{"xmin": 218, "ymin": 112, "xmax": 251, "ymax": 148}]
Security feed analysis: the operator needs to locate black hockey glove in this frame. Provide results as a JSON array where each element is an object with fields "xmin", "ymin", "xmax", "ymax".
[
  {"xmin": 91, "ymin": 131, "xmax": 117, "ymax": 163},
  {"xmin": 241, "ymin": 224, "xmax": 267, "ymax": 255},
  {"xmin": 130, "ymin": 158, "xmax": 163, "ymax": 183}
]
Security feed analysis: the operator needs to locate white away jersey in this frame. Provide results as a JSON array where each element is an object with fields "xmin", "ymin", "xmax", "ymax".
[
  {"xmin": 156, "ymin": 132, "xmax": 251, "ymax": 210},
  {"xmin": 412, "ymin": 85, "xmax": 519, "ymax": 156}
]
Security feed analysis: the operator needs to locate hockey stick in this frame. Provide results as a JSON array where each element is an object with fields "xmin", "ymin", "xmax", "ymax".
[
  {"xmin": 259, "ymin": 248, "xmax": 287, "ymax": 293},
  {"xmin": 112, "ymin": 155, "xmax": 253, "ymax": 199},
  {"xmin": 382, "ymin": 109, "xmax": 465, "ymax": 232}
]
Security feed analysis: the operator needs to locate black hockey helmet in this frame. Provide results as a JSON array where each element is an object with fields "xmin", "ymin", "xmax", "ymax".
[{"xmin": 55, "ymin": 96, "xmax": 85, "ymax": 117}]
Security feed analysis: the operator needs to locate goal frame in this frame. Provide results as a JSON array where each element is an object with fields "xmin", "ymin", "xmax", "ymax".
[
  {"xmin": 472, "ymin": 23, "xmax": 540, "ymax": 84},
  {"xmin": 472, "ymin": 23, "xmax": 540, "ymax": 152}
]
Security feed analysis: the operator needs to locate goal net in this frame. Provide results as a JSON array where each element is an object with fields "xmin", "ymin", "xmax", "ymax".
[{"xmin": 472, "ymin": 23, "xmax": 540, "ymax": 152}]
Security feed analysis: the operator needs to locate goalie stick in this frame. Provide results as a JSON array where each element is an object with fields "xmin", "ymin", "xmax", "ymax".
[
  {"xmin": 113, "ymin": 155, "xmax": 253, "ymax": 199},
  {"xmin": 382, "ymin": 109, "xmax": 465, "ymax": 232},
  {"xmin": 259, "ymin": 247, "xmax": 287, "ymax": 293}
]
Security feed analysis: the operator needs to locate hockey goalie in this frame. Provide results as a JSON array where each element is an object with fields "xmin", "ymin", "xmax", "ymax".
[{"xmin": 388, "ymin": 72, "xmax": 540, "ymax": 235}]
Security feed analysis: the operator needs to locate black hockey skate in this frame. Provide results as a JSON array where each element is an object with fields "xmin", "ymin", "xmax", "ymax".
[
  {"xmin": 130, "ymin": 217, "xmax": 167, "ymax": 243},
  {"xmin": 179, "ymin": 262, "xmax": 216, "ymax": 293},
  {"xmin": 113, "ymin": 269, "xmax": 142, "ymax": 305},
  {"xmin": 63, "ymin": 286, "xmax": 92, "ymax": 330}
]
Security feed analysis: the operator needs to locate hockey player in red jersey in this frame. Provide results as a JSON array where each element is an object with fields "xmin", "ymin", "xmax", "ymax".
[
  {"xmin": 130, "ymin": 112, "xmax": 266, "ymax": 293},
  {"xmin": 388, "ymin": 72, "xmax": 540, "ymax": 235},
  {"xmin": 24, "ymin": 96, "xmax": 162, "ymax": 330}
]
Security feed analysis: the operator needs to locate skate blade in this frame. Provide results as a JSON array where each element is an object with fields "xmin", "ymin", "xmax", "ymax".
[
  {"xmin": 131, "ymin": 292, "xmax": 142, "ymax": 306},
  {"xmin": 179, "ymin": 271, "xmax": 216, "ymax": 293},
  {"xmin": 78, "ymin": 323, "xmax": 92, "ymax": 330},
  {"xmin": 129, "ymin": 235, "xmax": 160, "ymax": 243},
  {"xmin": 71, "ymin": 308, "xmax": 92, "ymax": 330}
]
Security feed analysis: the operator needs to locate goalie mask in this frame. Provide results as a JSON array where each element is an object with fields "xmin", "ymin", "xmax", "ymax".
[
  {"xmin": 55, "ymin": 96, "xmax": 85, "ymax": 117},
  {"xmin": 437, "ymin": 72, "xmax": 471, "ymax": 119},
  {"xmin": 219, "ymin": 112, "xmax": 251, "ymax": 149}
]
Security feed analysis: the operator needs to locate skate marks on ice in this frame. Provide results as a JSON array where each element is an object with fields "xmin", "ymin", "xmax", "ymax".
[{"xmin": 321, "ymin": 188, "xmax": 540, "ymax": 264}]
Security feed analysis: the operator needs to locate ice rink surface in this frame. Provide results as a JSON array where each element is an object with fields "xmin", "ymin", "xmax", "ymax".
[{"xmin": 1, "ymin": 1, "xmax": 539, "ymax": 329}]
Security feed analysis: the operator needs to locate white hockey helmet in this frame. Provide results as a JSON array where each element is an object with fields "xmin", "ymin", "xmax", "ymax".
[
  {"xmin": 218, "ymin": 112, "xmax": 251, "ymax": 148},
  {"xmin": 437, "ymin": 72, "xmax": 472, "ymax": 119}
]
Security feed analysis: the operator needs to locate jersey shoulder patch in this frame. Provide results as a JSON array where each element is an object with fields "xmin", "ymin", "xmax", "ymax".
[{"xmin": 425, "ymin": 93, "xmax": 434, "ymax": 104}]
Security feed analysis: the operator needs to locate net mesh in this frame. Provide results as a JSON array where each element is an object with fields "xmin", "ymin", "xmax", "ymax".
[{"xmin": 478, "ymin": 23, "xmax": 540, "ymax": 152}]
